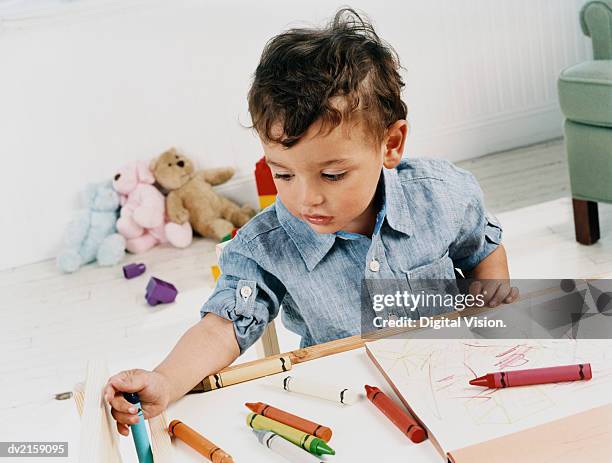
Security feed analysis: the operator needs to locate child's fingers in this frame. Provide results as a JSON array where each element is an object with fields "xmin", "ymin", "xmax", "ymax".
[
  {"xmin": 103, "ymin": 382, "xmax": 117, "ymax": 404},
  {"xmin": 468, "ymin": 280, "xmax": 517, "ymax": 307},
  {"xmin": 108, "ymin": 369, "xmax": 149, "ymax": 394},
  {"xmin": 504, "ymin": 287, "xmax": 520, "ymax": 303},
  {"xmin": 116, "ymin": 422, "xmax": 130, "ymax": 436},
  {"xmin": 111, "ymin": 408, "xmax": 140, "ymax": 426},
  {"xmin": 478, "ymin": 281, "xmax": 499, "ymax": 304},
  {"xmin": 468, "ymin": 280, "xmax": 483, "ymax": 297},
  {"xmin": 485, "ymin": 282, "xmax": 508, "ymax": 307},
  {"xmin": 109, "ymin": 394, "xmax": 138, "ymax": 415}
]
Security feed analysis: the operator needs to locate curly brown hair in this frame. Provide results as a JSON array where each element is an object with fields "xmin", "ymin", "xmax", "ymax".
[{"xmin": 247, "ymin": 8, "xmax": 407, "ymax": 148}]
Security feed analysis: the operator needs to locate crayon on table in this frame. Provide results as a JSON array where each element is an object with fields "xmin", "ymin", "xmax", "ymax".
[
  {"xmin": 122, "ymin": 392, "xmax": 154, "ymax": 463},
  {"xmin": 245, "ymin": 402, "xmax": 333, "ymax": 442},
  {"xmin": 252, "ymin": 430, "xmax": 325, "ymax": 463},
  {"xmin": 168, "ymin": 419, "xmax": 234, "ymax": 463},
  {"xmin": 364, "ymin": 385, "xmax": 426, "ymax": 444},
  {"xmin": 246, "ymin": 413, "xmax": 335, "ymax": 456},
  {"xmin": 190, "ymin": 355, "xmax": 292, "ymax": 393},
  {"xmin": 469, "ymin": 363, "xmax": 592, "ymax": 388},
  {"xmin": 270, "ymin": 374, "xmax": 359, "ymax": 405}
]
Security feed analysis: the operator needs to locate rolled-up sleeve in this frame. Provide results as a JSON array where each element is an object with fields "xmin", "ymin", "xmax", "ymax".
[
  {"xmin": 448, "ymin": 170, "xmax": 503, "ymax": 272},
  {"xmin": 200, "ymin": 235, "xmax": 286, "ymax": 354}
]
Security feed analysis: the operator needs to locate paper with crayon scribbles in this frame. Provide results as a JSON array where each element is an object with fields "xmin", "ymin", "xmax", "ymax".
[{"xmin": 366, "ymin": 338, "xmax": 612, "ymax": 454}]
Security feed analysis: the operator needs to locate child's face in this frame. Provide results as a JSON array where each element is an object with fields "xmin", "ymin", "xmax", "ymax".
[{"xmin": 262, "ymin": 118, "xmax": 405, "ymax": 235}]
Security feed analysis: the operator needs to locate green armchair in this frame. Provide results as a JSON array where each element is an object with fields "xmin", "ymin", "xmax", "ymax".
[{"xmin": 558, "ymin": 0, "xmax": 612, "ymax": 245}]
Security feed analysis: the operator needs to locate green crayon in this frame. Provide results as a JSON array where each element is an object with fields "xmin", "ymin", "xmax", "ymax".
[{"xmin": 246, "ymin": 413, "xmax": 335, "ymax": 456}]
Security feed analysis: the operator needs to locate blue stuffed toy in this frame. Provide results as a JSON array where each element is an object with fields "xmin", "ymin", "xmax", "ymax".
[{"xmin": 57, "ymin": 181, "xmax": 126, "ymax": 273}]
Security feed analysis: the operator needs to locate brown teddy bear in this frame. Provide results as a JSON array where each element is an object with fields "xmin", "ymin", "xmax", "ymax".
[{"xmin": 151, "ymin": 148, "xmax": 256, "ymax": 240}]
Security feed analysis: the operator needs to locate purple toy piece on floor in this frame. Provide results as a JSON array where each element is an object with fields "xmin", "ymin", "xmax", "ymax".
[
  {"xmin": 145, "ymin": 277, "xmax": 178, "ymax": 306},
  {"xmin": 123, "ymin": 263, "xmax": 146, "ymax": 279}
]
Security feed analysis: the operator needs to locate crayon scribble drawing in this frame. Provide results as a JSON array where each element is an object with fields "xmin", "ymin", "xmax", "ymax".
[{"xmin": 367, "ymin": 338, "xmax": 612, "ymax": 452}]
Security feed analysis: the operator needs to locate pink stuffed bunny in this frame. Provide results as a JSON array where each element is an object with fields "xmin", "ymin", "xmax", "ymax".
[{"xmin": 113, "ymin": 161, "xmax": 192, "ymax": 253}]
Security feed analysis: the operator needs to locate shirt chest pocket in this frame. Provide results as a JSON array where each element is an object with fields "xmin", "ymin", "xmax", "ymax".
[
  {"xmin": 404, "ymin": 250, "xmax": 459, "ymax": 317},
  {"xmin": 405, "ymin": 249, "xmax": 457, "ymax": 292}
]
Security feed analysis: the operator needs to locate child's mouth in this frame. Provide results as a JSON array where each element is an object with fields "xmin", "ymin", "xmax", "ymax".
[{"xmin": 303, "ymin": 214, "xmax": 333, "ymax": 225}]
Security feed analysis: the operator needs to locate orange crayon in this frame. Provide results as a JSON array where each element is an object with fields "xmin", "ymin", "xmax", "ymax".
[
  {"xmin": 245, "ymin": 402, "xmax": 333, "ymax": 442},
  {"xmin": 168, "ymin": 420, "xmax": 234, "ymax": 463}
]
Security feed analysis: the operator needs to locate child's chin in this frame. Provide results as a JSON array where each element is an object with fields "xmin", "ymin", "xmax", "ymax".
[{"xmin": 307, "ymin": 222, "xmax": 338, "ymax": 234}]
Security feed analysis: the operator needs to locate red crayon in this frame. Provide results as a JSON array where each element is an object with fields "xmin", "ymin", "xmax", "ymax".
[
  {"xmin": 364, "ymin": 385, "xmax": 426, "ymax": 444},
  {"xmin": 469, "ymin": 363, "xmax": 592, "ymax": 388}
]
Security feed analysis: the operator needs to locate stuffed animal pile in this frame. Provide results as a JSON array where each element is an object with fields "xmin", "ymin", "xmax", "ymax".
[
  {"xmin": 57, "ymin": 149, "xmax": 255, "ymax": 273},
  {"xmin": 112, "ymin": 160, "xmax": 192, "ymax": 254}
]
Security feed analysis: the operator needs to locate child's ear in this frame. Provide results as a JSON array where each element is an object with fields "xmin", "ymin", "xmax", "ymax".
[{"xmin": 383, "ymin": 120, "xmax": 408, "ymax": 169}]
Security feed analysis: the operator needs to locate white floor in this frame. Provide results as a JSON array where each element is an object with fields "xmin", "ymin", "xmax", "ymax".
[
  {"xmin": 457, "ymin": 138, "xmax": 570, "ymax": 213},
  {"xmin": 2, "ymin": 194, "xmax": 612, "ymax": 461}
]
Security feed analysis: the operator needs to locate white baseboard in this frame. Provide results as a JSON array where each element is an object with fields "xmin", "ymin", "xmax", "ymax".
[
  {"xmin": 408, "ymin": 104, "xmax": 563, "ymax": 162},
  {"xmin": 213, "ymin": 175, "xmax": 260, "ymax": 210}
]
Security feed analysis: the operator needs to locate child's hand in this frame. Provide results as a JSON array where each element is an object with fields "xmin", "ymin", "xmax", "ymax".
[
  {"xmin": 104, "ymin": 369, "xmax": 170, "ymax": 436},
  {"xmin": 469, "ymin": 279, "xmax": 519, "ymax": 308}
]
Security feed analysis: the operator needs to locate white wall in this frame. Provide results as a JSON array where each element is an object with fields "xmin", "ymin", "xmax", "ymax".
[{"xmin": 0, "ymin": 0, "xmax": 591, "ymax": 269}]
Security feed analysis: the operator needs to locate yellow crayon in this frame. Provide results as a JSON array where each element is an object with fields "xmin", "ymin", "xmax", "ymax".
[{"xmin": 246, "ymin": 413, "xmax": 335, "ymax": 456}]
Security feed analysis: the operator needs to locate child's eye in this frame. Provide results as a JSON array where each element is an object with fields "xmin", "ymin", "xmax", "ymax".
[
  {"xmin": 273, "ymin": 173, "xmax": 294, "ymax": 181},
  {"xmin": 322, "ymin": 172, "xmax": 347, "ymax": 182}
]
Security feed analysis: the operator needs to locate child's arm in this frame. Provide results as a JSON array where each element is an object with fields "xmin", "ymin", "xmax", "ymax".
[
  {"xmin": 443, "ymin": 162, "xmax": 519, "ymax": 307},
  {"xmin": 155, "ymin": 313, "xmax": 239, "ymax": 401},
  {"xmin": 105, "ymin": 232, "xmax": 284, "ymax": 436},
  {"xmin": 468, "ymin": 243, "xmax": 509, "ymax": 279},
  {"xmin": 104, "ymin": 313, "xmax": 239, "ymax": 436},
  {"xmin": 466, "ymin": 244, "xmax": 519, "ymax": 307}
]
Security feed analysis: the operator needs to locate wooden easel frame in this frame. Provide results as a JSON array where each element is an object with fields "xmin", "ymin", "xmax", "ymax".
[{"xmin": 73, "ymin": 359, "xmax": 174, "ymax": 462}]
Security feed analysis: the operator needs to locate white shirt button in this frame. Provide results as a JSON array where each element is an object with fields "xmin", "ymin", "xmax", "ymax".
[
  {"xmin": 240, "ymin": 286, "xmax": 252, "ymax": 300},
  {"xmin": 369, "ymin": 259, "xmax": 380, "ymax": 272}
]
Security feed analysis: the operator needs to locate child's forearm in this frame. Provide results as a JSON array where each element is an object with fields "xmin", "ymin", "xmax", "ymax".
[
  {"xmin": 468, "ymin": 244, "xmax": 510, "ymax": 279},
  {"xmin": 154, "ymin": 313, "xmax": 240, "ymax": 403}
]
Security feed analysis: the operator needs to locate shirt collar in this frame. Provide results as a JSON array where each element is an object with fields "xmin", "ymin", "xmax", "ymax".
[
  {"xmin": 382, "ymin": 165, "xmax": 413, "ymax": 237},
  {"xmin": 276, "ymin": 198, "xmax": 337, "ymax": 272},
  {"xmin": 335, "ymin": 196, "xmax": 386, "ymax": 240},
  {"xmin": 275, "ymin": 166, "xmax": 413, "ymax": 271}
]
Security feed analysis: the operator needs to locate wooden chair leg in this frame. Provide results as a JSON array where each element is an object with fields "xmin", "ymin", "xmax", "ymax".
[
  {"xmin": 572, "ymin": 199, "xmax": 600, "ymax": 245},
  {"xmin": 255, "ymin": 322, "xmax": 281, "ymax": 358}
]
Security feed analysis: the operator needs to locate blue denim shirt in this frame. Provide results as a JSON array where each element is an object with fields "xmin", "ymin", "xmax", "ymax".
[{"xmin": 201, "ymin": 158, "xmax": 503, "ymax": 353}]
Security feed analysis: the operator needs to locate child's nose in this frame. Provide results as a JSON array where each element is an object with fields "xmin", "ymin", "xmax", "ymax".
[{"xmin": 301, "ymin": 186, "xmax": 324, "ymax": 208}]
